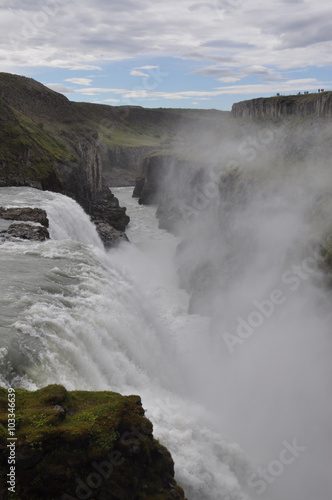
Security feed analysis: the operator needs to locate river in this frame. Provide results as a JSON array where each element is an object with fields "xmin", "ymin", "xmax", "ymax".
[
  {"xmin": 0, "ymin": 186, "xmax": 253, "ymax": 500},
  {"xmin": 1, "ymin": 184, "xmax": 332, "ymax": 499}
]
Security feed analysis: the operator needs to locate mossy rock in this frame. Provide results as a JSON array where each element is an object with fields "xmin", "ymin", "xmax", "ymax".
[{"xmin": 0, "ymin": 385, "xmax": 187, "ymax": 500}]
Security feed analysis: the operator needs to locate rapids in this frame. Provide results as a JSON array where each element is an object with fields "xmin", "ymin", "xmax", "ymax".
[{"xmin": 0, "ymin": 186, "xmax": 251, "ymax": 500}]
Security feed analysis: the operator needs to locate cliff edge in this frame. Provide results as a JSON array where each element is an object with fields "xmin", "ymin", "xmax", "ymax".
[
  {"xmin": 0, "ymin": 385, "xmax": 187, "ymax": 500},
  {"xmin": 232, "ymin": 91, "xmax": 332, "ymax": 119}
]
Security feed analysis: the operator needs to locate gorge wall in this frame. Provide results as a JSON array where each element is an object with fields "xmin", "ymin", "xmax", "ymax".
[
  {"xmin": 0, "ymin": 72, "xmax": 227, "ymax": 244},
  {"xmin": 134, "ymin": 92, "xmax": 332, "ymax": 313},
  {"xmin": 232, "ymin": 91, "xmax": 332, "ymax": 119}
]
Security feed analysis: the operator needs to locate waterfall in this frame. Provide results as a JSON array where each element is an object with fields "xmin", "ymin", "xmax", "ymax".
[
  {"xmin": 0, "ymin": 186, "xmax": 252, "ymax": 500},
  {"xmin": 0, "ymin": 186, "xmax": 103, "ymax": 246},
  {"xmin": 1, "ymin": 182, "xmax": 331, "ymax": 499}
]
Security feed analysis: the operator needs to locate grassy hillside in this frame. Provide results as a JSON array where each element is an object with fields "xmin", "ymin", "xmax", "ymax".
[{"xmin": 0, "ymin": 73, "xmax": 230, "ymax": 188}]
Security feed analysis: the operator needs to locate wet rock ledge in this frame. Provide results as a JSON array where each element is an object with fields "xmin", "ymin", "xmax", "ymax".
[
  {"xmin": 0, "ymin": 207, "xmax": 50, "ymax": 242},
  {"xmin": 0, "ymin": 385, "xmax": 187, "ymax": 500},
  {"xmin": 0, "ymin": 205, "xmax": 128, "ymax": 247}
]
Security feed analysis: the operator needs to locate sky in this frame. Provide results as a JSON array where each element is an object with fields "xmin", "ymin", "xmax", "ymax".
[{"xmin": 0, "ymin": 0, "xmax": 332, "ymax": 110}]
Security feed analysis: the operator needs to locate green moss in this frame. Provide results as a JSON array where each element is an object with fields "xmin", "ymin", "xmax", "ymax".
[
  {"xmin": 93, "ymin": 120, "xmax": 164, "ymax": 148},
  {"xmin": 17, "ymin": 112, "xmax": 75, "ymax": 163},
  {"xmin": 0, "ymin": 385, "xmax": 186, "ymax": 500},
  {"xmin": 35, "ymin": 384, "xmax": 68, "ymax": 405},
  {"xmin": 0, "ymin": 99, "xmax": 75, "ymax": 188}
]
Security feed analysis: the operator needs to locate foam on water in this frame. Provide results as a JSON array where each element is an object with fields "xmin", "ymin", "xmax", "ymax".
[{"xmin": 0, "ymin": 186, "xmax": 252, "ymax": 500}]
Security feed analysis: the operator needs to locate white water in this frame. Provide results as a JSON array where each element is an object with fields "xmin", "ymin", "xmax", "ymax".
[
  {"xmin": 1, "ymin": 184, "xmax": 332, "ymax": 499},
  {"xmin": 0, "ymin": 186, "xmax": 252, "ymax": 500}
]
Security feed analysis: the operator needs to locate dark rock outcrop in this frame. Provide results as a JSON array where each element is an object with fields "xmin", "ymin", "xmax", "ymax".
[
  {"xmin": 1, "ymin": 222, "xmax": 49, "ymax": 241},
  {"xmin": 89, "ymin": 186, "xmax": 130, "ymax": 232},
  {"xmin": 135, "ymin": 155, "xmax": 208, "ymax": 209},
  {"xmin": 0, "ymin": 385, "xmax": 187, "ymax": 500},
  {"xmin": 0, "ymin": 207, "xmax": 50, "ymax": 242},
  {"xmin": 0, "ymin": 207, "xmax": 49, "ymax": 227},
  {"xmin": 137, "ymin": 155, "xmax": 176, "ymax": 205},
  {"xmin": 133, "ymin": 176, "xmax": 145, "ymax": 198},
  {"xmin": 95, "ymin": 222, "xmax": 129, "ymax": 248}
]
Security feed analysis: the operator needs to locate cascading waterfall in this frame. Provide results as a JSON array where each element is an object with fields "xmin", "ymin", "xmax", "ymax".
[
  {"xmin": 1, "ymin": 181, "xmax": 331, "ymax": 500},
  {"xmin": 0, "ymin": 186, "xmax": 252, "ymax": 500}
]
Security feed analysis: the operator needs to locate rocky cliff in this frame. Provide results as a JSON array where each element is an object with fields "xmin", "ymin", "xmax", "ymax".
[
  {"xmin": 0, "ymin": 73, "xmax": 228, "ymax": 245},
  {"xmin": 0, "ymin": 207, "xmax": 50, "ymax": 242},
  {"xmin": 134, "ymin": 103, "xmax": 332, "ymax": 313},
  {"xmin": 0, "ymin": 385, "xmax": 187, "ymax": 500},
  {"xmin": 0, "ymin": 73, "xmax": 133, "ymax": 245},
  {"xmin": 232, "ymin": 91, "xmax": 332, "ymax": 119}
]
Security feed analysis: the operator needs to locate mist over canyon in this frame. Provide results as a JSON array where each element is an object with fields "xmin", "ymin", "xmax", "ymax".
[{"xmin": 0, "ymin": 73, "xmax": 332, "ymax": 499}]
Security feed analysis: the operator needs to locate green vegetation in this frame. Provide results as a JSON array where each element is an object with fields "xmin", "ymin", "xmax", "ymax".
[
  {"xmin": 0, "ymin": 385, "xmax": 185, "ymax": 500},
  {"xmin": 94, "ymin": 121, "xmax": 162, "ymax": 148},
  {"xmin": 0, "ymin": 99, "xmax": 73, "ymax": 188},
  {"xmin": 17, "ymin": 112, "xmax": 75, "ymax": 164},
  {"xmin": 0, "ymin": 72, "xmax": 231, "ymax": 191}
]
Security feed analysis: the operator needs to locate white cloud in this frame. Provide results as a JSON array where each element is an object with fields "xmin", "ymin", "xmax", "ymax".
[
  {"xmin": 2, "ymin": 0, "xmax": 332, "ymax": 73},
  {"xmin": 1, "ymin": 0, "xmax": 332, "ymax": 107},
  {"xmin": 193, "ymin": 64, "xmax": 283, "ymax": 82},
  {"xmin": 215, "ymin": 78, "xmax": 332, "ymax": 95},
  {"xmin": 136, "ymin": 65, "xmax": 159, "ymax": 70},
  {"xmin": 219, "ymin": 77, "xmax": 241, "ymax": 83},
  {"xmin": 77, "ymin": 88, "xmax": 126, "ymax": 94},
  {"xmin": 73, "ymin": 78, "xmax": 331, "ymax": 103},
  {"xmin": 130, "ymin": 66, "xmax": 160, "ymax": 77},
  {"xmin": 130, "ymin": 70, "xmax": 149, "ymax": 77},
  {"xmin": 65, "ymin": 78, "xmax": 93, "ymax": 85}
]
